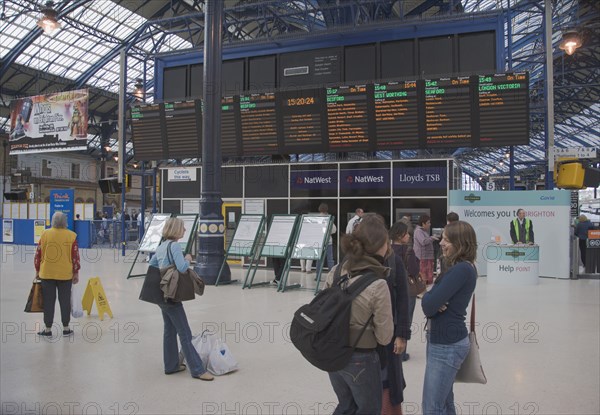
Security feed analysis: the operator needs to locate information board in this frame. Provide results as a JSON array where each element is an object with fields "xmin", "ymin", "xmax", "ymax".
[
  {"xmin": 261, "ymin": 215, "xmax": 299, "ymax": 257},
  {"xmin": 425, "ymin": 76, "xmax": 473, "ymax": 147},
  {"xmin": 240, "ymin": 93, "xmax": 278, "ymax": 155},
  {"xmin": 164, "ymin": 100, "xmax": 201, "ymax": 158},
  {"xmin": 228, "ymin": 214, "xmax": 265, "ymax": 256},
  {"xmin": 221, "ymin": 96, "xmax": 240, "ymax": 157},
  {"xmin": 279, "ymin": 88, "xmax": 326, "ymax": 154},
  {"xmin": 291, "ymin": 215, "xmax": 332, "ymax": 260},
  {"xmin": 138, "ymin": 213, "xmax": 171, "ymax": 253},
  {"xmin": 130, "ymin": 103, "xmax": 165, "ymax": 161},
  {"xmin": 374, "ymin": 80, "xmax": 420, "ymax": 149},
  {"xmin": 326, "ymin": 84, "xmax": 371, "ymax": 151},
  {"xmin": 478, "ymin": 73, "xmax": 529, "ymax": 146},
  {"xmin": 174, "ymin": 214, "xmax": 199, "ymax": 254}
]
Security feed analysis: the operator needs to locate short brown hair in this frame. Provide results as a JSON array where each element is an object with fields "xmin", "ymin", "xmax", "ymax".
[
  {"xmin": 162, "ymin": 217, "xmax": 185, "ymax": 241},
  {"xmin": 443, "ymin": 221, "xmax": 477, "ymax": 266},
  {"xmin": 446, "ymin": 212, "xmax": 459, "ymax": 223},
  {"xmin": 418, "ymin": 214, "xmax": 431, "ymax": 226}
]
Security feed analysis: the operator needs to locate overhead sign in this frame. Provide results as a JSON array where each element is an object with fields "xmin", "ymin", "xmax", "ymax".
[
  {"xmin": 9, "ymin": 89, "xmax": 89, "ymax": 155},
  {"xmin": 340, "ymin": 168, "xmax": 390, "ymax": 190},
  {"xmin": 290, "ymin": 170, "xmax": 337, "ymax": 190},
  {"xmin": 49, "ymin": 189, "xmax": 75, "ymax": 231},
  {"xmin": 393, "ymin": 166, "xmax": 447, "ymax": 189},
  {"xmin": 551, "ymin": 147, "xmax": 598, "ymax": 160},
  {"xmin": 167, "ymin": 167, "xmax": 197, "ymax": 181}
]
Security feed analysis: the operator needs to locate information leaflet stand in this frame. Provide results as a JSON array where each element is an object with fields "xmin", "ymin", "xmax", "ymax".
[
  {"xmin": 216, "ymin": 214, "xmax": 265, "ymax": 286},
  {"xmin": 173, "ymin": 214, "xmax": 199, "ymax": 255},
  {"xmin": 281, "ymin": 214, "xmax": 333, "ymax": 293},
  {"xmin": 127, "ymin": 213, "xmax": 171, "ymax": 279},
  {"xmin": 244, "ymin": 215, "xmax": 300, "ymax": 289}
]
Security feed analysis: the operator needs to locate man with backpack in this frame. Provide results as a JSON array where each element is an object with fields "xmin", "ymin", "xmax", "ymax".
[
  {"xmin": 291, "ymin": 214, "xmax": 393, "ymax": 415},
  {"xmin": 346, "ymin": 208, "xmax": 364, "ymax": 234}
]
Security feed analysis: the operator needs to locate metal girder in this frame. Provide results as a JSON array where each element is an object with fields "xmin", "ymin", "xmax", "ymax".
[{"xmin": 0, "ymin": 0, "xmax": 92, "ymax": 79}]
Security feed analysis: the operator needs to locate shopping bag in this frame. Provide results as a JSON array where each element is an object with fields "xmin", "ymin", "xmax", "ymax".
[
  {"xmin": 191, "ymin": 330, "xmax": 218, "ymax": 368},
  {"xmin": 207, "ymin": 338, "xmax": 239, "ymax": 376},
  {"xmin": 24, "ymin": 278, "xmax": 44, "ymax": 313},
  {"xmin": 71, "ymin": 283, "xmax": 83, "ymax": 318}
]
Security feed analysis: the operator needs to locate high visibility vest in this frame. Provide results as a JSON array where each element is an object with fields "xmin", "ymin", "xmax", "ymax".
[{"xmin": 513, "ymin": 218, "xmax": 531, "ymax": 243}]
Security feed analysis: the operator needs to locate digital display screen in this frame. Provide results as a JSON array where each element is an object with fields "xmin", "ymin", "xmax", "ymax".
[
  {"xmin": 478, "ymin": 72, "xmax": 529, "ymax": 146},
  {"xmin": 425, "ymin": 76, "xmax": 472, "ymax": 147},
  {"xmin": 374, "ymin": 80, "xmax": 420, "ymax": 149},
  {"xmin": 326, "ymin": 84, "xmax": 371, "ymax": 151},
  {"xmin": 130, "ymin": 103, "xmax": 165, "ymax": 161},
  {"xmin": 279, "ymin": 88, "xmax": 326, "ymax": 153},
  {"xmin": 164, "ymin": 100, "xmax": 201, "ymax": 158},
  {"xmin": 221, "ymin": 96, "xmax": 240, "ymax": 157},
  {"xmin": 240, "ymin": 92, "xmax": 278, "ymax": 155}
]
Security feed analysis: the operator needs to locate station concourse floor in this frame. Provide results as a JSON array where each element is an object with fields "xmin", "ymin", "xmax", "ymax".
[{"xmin": 1, "ymin": 244, "xmax": 599, "ymax": 415}]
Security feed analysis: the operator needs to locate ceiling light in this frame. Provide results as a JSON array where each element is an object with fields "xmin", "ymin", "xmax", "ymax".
[
  {"xmin": 37, "ymin": 1, "xmax": 61, "ymax": 35},
  {"xmin": 133, "ymin": 78, "xmax": 145, "ymax": 101},
  {"xmin": 559, "ymin": 30, "xmax": 582, "ymax": 56}
]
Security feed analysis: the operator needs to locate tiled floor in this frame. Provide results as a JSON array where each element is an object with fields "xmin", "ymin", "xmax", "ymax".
[{"xmin": 1, "ymin": 244, "xmax": 599, "ymax": 415}]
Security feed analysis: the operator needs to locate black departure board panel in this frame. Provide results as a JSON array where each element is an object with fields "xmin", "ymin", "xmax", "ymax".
[
  {"xmin": 130, "ymin": 103, "xmax": 165, "ymax": 161},
  {"xmin": 221, "ymin": 96, "xmax": 240, "ymax": 157},
  {"xmin": 240, "ymin": 92, "xmax": 278, "ymax": 155},
  {"xmin": 326, "ymin": 84, "xmax": 371, "ymax": 151},
  {"xmin": 425, "ymin": 76, "xmax": 473, "ymax": 147},
  {"xmin": 279, "ymin": 88, "xmax": 326, "ymax": 153},
  {"xmin": 164, "ymin": 100, "xmax": 201, "ymax": 158},
  {"xmin": 131, "ymin": 72, "xmax": 529, "ymax": 161},
  {"xmin": 374, "ymin": 80, "xmax": 420, "ymax": 149},
  {"xmin": 478, "ymin": 73, "xmax": 529, "ymax": 146}
]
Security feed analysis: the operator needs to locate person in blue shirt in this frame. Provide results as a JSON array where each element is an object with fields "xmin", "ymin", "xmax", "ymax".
[
  {"xmin": 421, "ymin": 221, "xmax": 478, "ymax": 415},
  {"xmin": 148, "ymin": 217, "xmax": 214, "ymax": 381}
]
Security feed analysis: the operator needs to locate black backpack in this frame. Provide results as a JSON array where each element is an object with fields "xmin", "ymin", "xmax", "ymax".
[{"xmin": 290, "ymin": 264, "xmax": 378, "ymax": 372}]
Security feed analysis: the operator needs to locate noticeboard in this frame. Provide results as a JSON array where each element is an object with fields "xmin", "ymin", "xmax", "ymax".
[
  {"xmin": 138, "ymin": 213, "xmax": 172, "ymax": 253},
  {"xmin": 227, "ymin": 214, "xmax": 265, "ymax": 256},
  {"xmin": 261, "ymin": 215, "xmax": 299, "ymax": 258},
  {"xmin": 291, "ymin": 215, "xmax": 332, "ymax": 260},
  {"xmin": 174, "ymin": 214, "xmax": 199, "ymax": 254}
]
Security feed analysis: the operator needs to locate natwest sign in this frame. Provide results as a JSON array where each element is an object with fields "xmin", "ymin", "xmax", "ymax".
[
  {"xmin": 290, "ymin": 170, "xmax": 337, "ymax": 189},
  {"xmin": 340, "ymin": 168, "xmax": 390, "ymax": 190}
]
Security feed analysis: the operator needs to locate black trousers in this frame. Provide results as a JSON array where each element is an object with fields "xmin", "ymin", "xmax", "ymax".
[
  {"xmin": 41, "ymin": 279, "xmax": 73, "ymax": 328},
  {"xmin": 272, "ymin": 258, "xmax": 286, "ymax": 281},
  {"xmin": 579, "ymin": 238, "xmax": 587, "ymax": 266}
]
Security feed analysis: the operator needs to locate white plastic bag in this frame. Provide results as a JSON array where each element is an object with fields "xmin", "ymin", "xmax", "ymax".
[
  {"xmin": 207, "ymin": 338, "xmax": 238, "ymax": 375},
  {"xmin": 71, "ymin": 283, "xmax": 83, "ymax": 318},
  {"xmin": 191, "ymin": 330, "xmax": 218, "ymax": 368}
]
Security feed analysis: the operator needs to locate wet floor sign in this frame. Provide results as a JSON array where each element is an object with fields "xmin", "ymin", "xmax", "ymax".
[{"xmin": 82, "ymin": 277, "xmax": 113, "ymax": 321}]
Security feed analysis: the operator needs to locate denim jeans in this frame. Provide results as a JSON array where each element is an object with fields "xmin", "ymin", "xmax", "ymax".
[
  {"xmin": 422, "ymin": 335, "xmax": 470, "ymax": 415},
  {"xmin": 328, "ymin": 351, "xmax": 382, "ymax": 415},
  {"xmin": 158, "ymin": 302, "xmax": 207, "ymax": 377},
  {"xmin": 317, "ymin": 244, "xmax": 335, "ymax": 273}
]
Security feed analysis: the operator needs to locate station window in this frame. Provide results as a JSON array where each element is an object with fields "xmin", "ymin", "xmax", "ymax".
[{"xmin": 71, "ymin": 163, "xmax": 80, "ymax": 180}]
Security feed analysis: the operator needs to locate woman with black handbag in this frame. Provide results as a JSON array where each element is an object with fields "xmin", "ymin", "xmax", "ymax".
[{"xmin": 144, "ymin": 217, "xmax": 214, "ymax": 381}]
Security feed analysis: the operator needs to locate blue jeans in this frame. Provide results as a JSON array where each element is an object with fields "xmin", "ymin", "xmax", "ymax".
[
  {"xmin": 158, "ymin": 303, "xmax": 207, "ymax": 377},
  {"xmin": 317, "ymin": 243, "xmax": 335, "ymax": 273},
  {"xmin": 422, "ymin": 335, "xmax": 470, "ymax": 415},
  {"xmin": 328, "ymin": 351, "xmax": 382, "ymax": 415}
]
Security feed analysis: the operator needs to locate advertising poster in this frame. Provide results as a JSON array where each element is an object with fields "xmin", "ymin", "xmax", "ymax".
[
  {"xmin": 3, "ymin": 219, "xmax": 14, "ymax": 243},
  {"xmin": 9, "ymin": 89, "xmax": 89, "ymax": 154},
  {"xmin": 49, "ymin": 189, "xmax": 75, "ymax": 231},
  {"xmin": 34, "ymin": 220, "xmax": 46, "ymax": 244},
  {"xmin": 449, "ymin": 190, "xmax": 571, "ymax": 279}
]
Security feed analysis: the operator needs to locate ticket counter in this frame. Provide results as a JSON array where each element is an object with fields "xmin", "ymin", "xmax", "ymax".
[{"xmin": 485, "ymin": 244, "xmax": 539, "ymax": 285}]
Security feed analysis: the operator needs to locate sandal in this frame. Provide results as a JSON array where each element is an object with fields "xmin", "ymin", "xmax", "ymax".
[
  {"xmin": 165, "ymin": 364, "xmax": 186, "ymax": 375},
  {"xmin": 193, "ymin": 372, "xmax": 214, "ymax": 381}
]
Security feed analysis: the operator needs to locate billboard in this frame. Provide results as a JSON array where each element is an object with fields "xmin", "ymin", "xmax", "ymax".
[{"xmin": 9, "ymin": 89, "xmax": 89, "ymax": 155}]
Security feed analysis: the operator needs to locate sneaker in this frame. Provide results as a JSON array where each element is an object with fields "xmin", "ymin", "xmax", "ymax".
[
  {"xmin": 194, "ymin": 372, "xmax": 215, "ymax": 381},
  {"xmin": 38, "ymin": 329, "xmax": 52, "ymax": 337},
  {"xmin": 271, "ymin": 280, "xmax": 279, "ymax": 285},
  {"xmin": 63, "ymin": 329, "xmax": 74, "ymax": 336}
]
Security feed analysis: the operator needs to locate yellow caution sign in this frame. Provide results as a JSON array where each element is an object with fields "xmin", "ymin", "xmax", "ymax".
[{"xmin": 82, "ymin": 277, "xmax": 113, "ymax": 321}]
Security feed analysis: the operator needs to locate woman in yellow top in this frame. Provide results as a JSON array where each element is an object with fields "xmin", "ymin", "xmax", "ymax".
[{"xmin": 34, "ymin": 212, "xmax": 80, "ymax": 337}]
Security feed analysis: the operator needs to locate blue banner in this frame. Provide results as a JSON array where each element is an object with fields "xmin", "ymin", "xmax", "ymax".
[
  {"xmin": 50, "ymin": 189, "xmax": 75, "ymax": 231},
  {"xmin": 290, "ymin": 170, "xmax": 338, "ymax": 190},
  {"xmin": 340, "ymin": 168, "xmax": 390, "ymax": 190},
  {"xmin": 393, "ymin": 166, "xmax": 447, "ymax": 189}
]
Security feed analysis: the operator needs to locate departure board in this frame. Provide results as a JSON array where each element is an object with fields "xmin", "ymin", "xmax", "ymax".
[
  {"xmin": 479, "ymin": 72, "xmax": 529, "ymax": 145},
  {"xmin": 326, "ymin": 84, "xmax": 370, "ymax": 150},
  {"xmin": 374, "ymin": 81, "xmax": 420, "ymax": 149},
  {"xmin": 130, "ymin": 103, "xmax": 165, "ymax": 161},
  {"xmin": 279, "ymin": 88, "xmax": 326, "ymax": 153},
  {"xmin": 240, "ymin": 92, "xmax": 278, "ymax": 155},
  {"xmin": 425, "ymin": 77, "xmax": 472, "ymax": 147},
  {"xmin": 221, "ymin": 96, "xmax": 240, "ymax": 157},
  {"xmin": 164, "ymin": 100, "xmax": 201, "ymax": 158}
]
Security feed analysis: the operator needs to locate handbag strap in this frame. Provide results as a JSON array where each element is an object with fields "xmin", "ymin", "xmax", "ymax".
[
  {"xmin": 166, "ymin": 241, "xmax": 175, "ymax": 265},
  {"xmin": 469, "ymin": 294, "xmax": 476, "ymax": 333}
]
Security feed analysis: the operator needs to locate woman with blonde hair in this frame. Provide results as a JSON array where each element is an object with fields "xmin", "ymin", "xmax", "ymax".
[
  {"xmin": 145, "ymin": 217, "xmax": 213, "ymax": 381},
  {"xmin": 34, "ymin": 211, "xmax": 80, "ymax": 337},
  {"xmin": 421, "ymin": 221, "xmax": 478, "ymax": 414}
]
